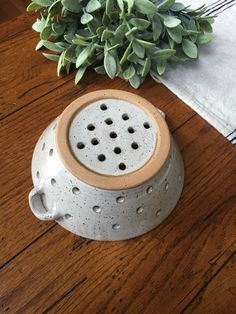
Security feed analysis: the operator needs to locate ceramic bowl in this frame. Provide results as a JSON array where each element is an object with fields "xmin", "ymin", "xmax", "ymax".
[{"xmin": 29, "ymin": 90, "xmax": 184, "ymax": 241}]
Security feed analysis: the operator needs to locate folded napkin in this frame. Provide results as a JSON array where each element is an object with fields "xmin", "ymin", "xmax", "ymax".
[{"xmin": 154, "ymin": 0, "xmax": 236, "ymax": 145}]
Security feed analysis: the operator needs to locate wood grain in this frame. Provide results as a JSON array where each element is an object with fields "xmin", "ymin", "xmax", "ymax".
[
  {"xmin": 186, "ymin": 252, "xmax": 236, "ymax": 314},
  {"xmin": 0, "ymin": 12, "xmax": 235, "ymax": 314},
  {"xmin": 0, "ymin": 0, "xmax": 30, "ymax": 23}
]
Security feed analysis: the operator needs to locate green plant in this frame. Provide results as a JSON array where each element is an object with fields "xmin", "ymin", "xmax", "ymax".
[{"xmin": 27, "ymin": 0, "xmax": 215, "ymax": 88}]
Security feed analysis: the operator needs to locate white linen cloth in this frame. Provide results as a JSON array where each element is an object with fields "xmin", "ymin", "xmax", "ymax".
[{"xmin": 157, "ymin": 0, "xmax": 236, "ymax": 145}]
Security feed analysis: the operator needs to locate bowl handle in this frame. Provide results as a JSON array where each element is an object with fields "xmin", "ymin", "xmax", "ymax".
[{"xmin": 29, "ymin": 187, "xmax": 62, "ymax": 221}]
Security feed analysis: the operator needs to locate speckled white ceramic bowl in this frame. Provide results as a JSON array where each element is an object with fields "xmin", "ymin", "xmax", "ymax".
[{"xmin": 29, "ymin": 90, "xmax": 184, "ymax": 241}]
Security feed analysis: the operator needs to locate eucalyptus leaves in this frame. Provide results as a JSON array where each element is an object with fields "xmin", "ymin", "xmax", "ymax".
[{"xmin": 27, "ymin": 0, "xmax": 215, "ymax": 88}]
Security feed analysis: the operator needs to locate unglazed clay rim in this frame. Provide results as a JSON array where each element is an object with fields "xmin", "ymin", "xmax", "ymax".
[{"xmin": 56, "ymin": 90, "xmax": 170, "ymax": 190}]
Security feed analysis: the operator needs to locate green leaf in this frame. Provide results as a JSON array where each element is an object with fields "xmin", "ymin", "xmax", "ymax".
[
  {"xmin": 125, "ymin": 27, "xmax": 138, "ymax": 37},
  {"xmin": 52, "ymin": 23, "xmax": 66, "ymax": 36},
  {"xmin": 182, "ymin": 39, "xmax": 198, "ymax": 58},
  {"xmin": 33, "ymin": 0, "xmax": 53, "ymax": 7},
  {"xmin": 117, "ymin": 0, "xmax": 124, "ymax": 15},
  {"xmin": 64, "ymin": 34, "xmax": 76, "ymax": 44},
  {"xmin": 156, "ymin": 60, "xmax": 166, "ymax": 75},
  {"xmin": 156, "ymin": 0, "xmax": 175, "ymax": 11},
  {"xmin": 127, "ymin": 51, "xmax": 139, "ymax": 62},
  {"xmin": 170, "ymin": 2, "xmax": 185, "ymax": 12},
  {"xmin": 199, "ymin": 21, "xmax": 213, "ymax": 33},
  {"xmin": 152, "ymin": 48, "xmax": 176, "ymax": 59},
  {"xmin": 86, "ymin": 0, "xmax": 102, "ymax": 12},
  {"xmin": 75, "ymin": 66, "xmax": 87, "ymax": 84},
  {"xmin": 129, "ymin": 18, "xmax": 151, "ymax": 30},
  {"xmin": 152, "ymin": 15, "xmax": 162, "ymax": 41},
  {"xmin": 104, "ymin": 52, "xmax": 117, "ymax": 78},
  {"xmin": 120, "ymin": 41, "xmax": 133, "ymax": 64},
  {"xmin": 197, "ymin": 33, "xmax": 213, "ymax": 45},
  {"xmin": 62, "ymin": 0, "xmax": 82, "ymax": 13},
  {"xmin": 27, "ymin": 2, "xmax": 42, "ymax": 11},
  {"xmin": 57, "ymin": 52, "xmax": 64, "ymax": 76},
  {"xmin": 164, "ymin": 15, "xmax": 181, "ymax": 28},
  {"xmin": 35, "ymin": 40, "xmax": 44, "ymax": 50},
  {"xmin": 94, "ymin": 65, "xmax": 106, "ymax": 74},
  {"xmin": 76, "ymin": 45, "xmax": 92, "ymax": 68},
  {"xmin": 124, "ymin": 0, "xmax": 134, "ymax": 14},
  {"xmin": 101, "ymin": 29, "xmax": 114, "ymax": 41},
  {"xmin": 114, "ymin": 24, "xmax": 127, "ymax": 42},
  {"xmin": 106, "ymin": 0, "xmax": 114, "ymax": 15},
  {"xmin": 40, "ymin": 26, "xmax": 52, "ymax": 40},
  {"xmin": 123, "ymin": 65, "xmax": 135, "ymax": 80},
  {"xmin": 141, "ymin": 58, "xmax": 151, "ymax": 77},
  {"xmin": 32, "ymin": 19, "xmax": 45, "ymax": 32},
  {"xmin": 129, "ymin": 74, "xmax": 141, "ymax": 88},
  {"xmin": 64, "ymin": 46, "xmax": 76, "ymax": 62},
  {"xmin": 107, "ymin": 43, "xmax": 122, "ymax": 51},
  {"xmin": 135, "ymin": 39, "xmax": 155, "ymax": 48},
  {"xmin": 43, "ymin": 53, "xmax": 60, "ymax": 62},
  {"xmin": 200, "ymin": 16, "xmax": 215, "ymax": 24},
  {"xmin": 49, "ymin": 0, "xmax": 62, "ymax": 15},
  {"xmin": 167, "ymin": 27, "xmax": 182, "ymax": 43},
  {"xmin": 81, "ymin": 13, "xmax": 93, "ymax": 24},
  {"xmin": 132, "ymin": 41, "xmax": 145, "ymax": 58},
  {"xmin": 134, "ymin": 0, "xmax": 157, "ymax": 14}
]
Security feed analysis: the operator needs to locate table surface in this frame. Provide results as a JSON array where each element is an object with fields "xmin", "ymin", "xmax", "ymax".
[{"xmin": 0, "ymin": 13, "xmax": 235, "ymax": 314}]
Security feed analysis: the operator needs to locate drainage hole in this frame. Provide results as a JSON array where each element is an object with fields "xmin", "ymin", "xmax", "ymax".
[
  {"xmin": 131, "ymin": 142, "xmax": 139, "ymax": 150},
  {"xmin": 51, "ymin": 178, "xmax": 56, "ymax": 186},
  {"xmin": 87, "ymin": 124, "xmax": 95, "ymax": 131},
  {"xmin": 110, "ymin": 132, "xmax": 117, "ymax": 139},
  {"xmin": 128, "ymin": 127, "xmax": 135, "ymax": 134},
  {"xmin": 98, "ymin": 154, "xmax": 106, "ymax": 162},
  {"xmin": 72, "ymin": 187, "xmax": 80, "ymax": 195},
  {"xmin": 65, "ymin": 214, "xmax": 73, "ymax": 220},
  {"xmin": 49, "ymin": 148, "xmax": 54, "ymax": 156},
  {"xmin": 112, "ymin": 223, "xmax": 120, "ymax": 230},
  {"xmin": 100, "ymin": 103, "xmax": 108, "ymax": 110},
  {"xmin": 77, "ymin": 142, "xmax": 85, "ymax": 149},
  {"xmin": 93, "ymin": 206, "xmax": 101, "ymax": 213},
  {"xmin": 136, "ymin": 207, "xmax": 144, "ymax": 214},
  {"xmin": 119, "ymin": 163, "xmax": 126, "ymax": 171},
  {"xmin": 36, "ymin": 171, "xmax": 40, "ymax": 179},
  {"xmin": 105, "ymin": 118, "xmax": 113, "ymax": 125},
  {"xmin": 144, "ymin": 122, "xmax": 150, "ymax": 129},
  {"xmin": 116, "ymin": 196, "xmax": 125, "ymax": 203},
  {"xmin": 114, "ymin": 147, "xmax": 121, "ymax": 154},
  {"xmin": 122, "ymin": 113, "xmax": 129, "ymax": 120},
  {"xmin": 146, "ymin": 186, "xmax": 153, "ymax": 194},
  {"xmin": 91, "ymin": 138, "xmax": 99, "ymax": 145}
]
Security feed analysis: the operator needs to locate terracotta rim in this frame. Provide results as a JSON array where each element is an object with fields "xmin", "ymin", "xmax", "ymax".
[{"xmin": 56, "ymin": 90, "xmax": 170, "ymax": 190}]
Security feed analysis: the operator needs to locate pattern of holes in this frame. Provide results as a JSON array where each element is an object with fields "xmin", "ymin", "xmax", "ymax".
[{"xmin": 68, "ymin": 99, "xmax": 156, "ymax": 175}]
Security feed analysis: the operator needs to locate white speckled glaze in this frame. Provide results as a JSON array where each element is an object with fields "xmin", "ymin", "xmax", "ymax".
[{"xmin": 29, "ymin": 91, "xmax": 184, "ymax": 241}]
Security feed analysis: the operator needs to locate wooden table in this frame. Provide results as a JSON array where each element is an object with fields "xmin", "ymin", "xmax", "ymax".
[{"xmin": 0, "ymin": 13, "xmax": 235, "ymax": 314}]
